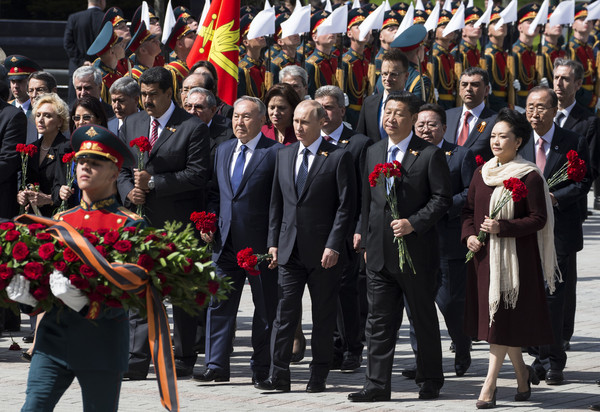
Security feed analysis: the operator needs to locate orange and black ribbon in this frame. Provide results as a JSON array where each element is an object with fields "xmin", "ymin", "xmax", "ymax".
[{"xmin": 16, "ymin": 215, "xmax": 179, "ymax": 412}]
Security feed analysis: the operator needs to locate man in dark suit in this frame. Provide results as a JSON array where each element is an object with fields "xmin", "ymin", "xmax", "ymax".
[
  {"xmin": 72, "ymin": 66, "xmax": 114, "ymax": 118},
  {"xmin": 117, "ymin": 67, "xmax": 210, "ymax": 379},
  {"xmin": 349, "ymin": 91, "xmax": 452, "ymax": 402},
  {"xmin": 443, "ymin": 67, "xmax": 497, "ymax": 161},
  {"xmin": 416, "ymin": 103, "xmax": 477, "ymax": 377},
  {"xmin": 63, "ymin": 0, "xmax": 105, "ymax": 104},
  {"xmin": 356, "ymin": 49, "xmax": 409, "ymax": 143},
  {"xmin": 553, "ymin": 59, "xmax": 600, "ymax": 349},
  {"xmin": 521, "ymin": 87, "xmax": 592, "ymax": 385},
  {"xmin": 193, "ymin": 96, "xmax": 281, "ymax": 384},
  {"xmin": 255, "ymin": 100, "xmax": 356, "ymax": 393},
  {"xmin": 0, "ymin": 98, "xmax": 27, "ymax": 219},
  {"xmin": 315, "ymin": 85, "xmax": 372, "ymax": 372}
]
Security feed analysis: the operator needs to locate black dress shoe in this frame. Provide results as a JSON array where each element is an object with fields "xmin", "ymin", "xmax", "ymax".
[
  {"xmin": 290, "ymin": 335, "xmax": 306, "ymax": 363},
  {"xmin": 21, "ymin": 351, "xmax": 32, "ymax": 362},
  {"xmin": 193, "ymin": 368, "xmax": 230, "ymax": 382},
  {"xmin": 590, "ymin": 404, "xmax": 600, "ymax": 411},
  {"xmin": 340, "ymin": 354, "xmax": 362, "ymax": 372},
  {"xmin": 418, "ymin": 381, "xmax": 440, "ymax": 400},
  {"xmin": 123, "ymin": 370, "xmax": 147, "ymax": 380},
  {"xmin": 348, "ymin": 388, "xmax": 391, "ymax": 402},
  {"xmin": 306, "ymin": 378, "xmax": 326, "ymax": 393},
  {"xmin": 455, "ymin": 359, "xmax": 471, "ymax": 377},
  {"xmin": 175, "ymin": 360, "xmax": 194, "ymax": 378},
  {"xmin": 252, "ymin": 371, "xmax": 269, "ymax": 385},
  {"xmin": 401, "ymin": 366, "xmax": 417, "ymax": 379},
  {"xmin": 545, "ymin": 369, "xmax": 564, "ymax": 385},
  {"xmin": 254, "ymin": 376, "xmax": 291, "ymax": 392}
]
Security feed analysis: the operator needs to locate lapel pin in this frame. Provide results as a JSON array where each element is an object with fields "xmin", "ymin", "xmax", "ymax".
[
  {"xmin": 47, "ymin": 154, "xmax": 55, "ymax": 160},
  {"xmin": 339, "ymin": 140, "xmax": 349, "ymax": 144},
  {"xmin": 410, "ymin": 149, "xmax": 419, "ymax": 156},
  {"xmin": 554, "ymin": 145, "xmax": 558, "ymax": 150},
  {"xmin": 319, "ymin": 151, "xmax": 329, "ymax": 157},
  {"xmin": 477, "ymin": 122, "xmax": 487, "ymax": 133},
  {"xmin": 445, "ymin": 151, "xmax": 453, "ymax": 156},
  {"xmin": 167, "ymin": 127, "xmax": 176, "ymax": 132}
]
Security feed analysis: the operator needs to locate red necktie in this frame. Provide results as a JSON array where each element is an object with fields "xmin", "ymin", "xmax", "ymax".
[
  {"xmin": 457, "ymin": 111, "xmax": 472, "ymax": 146},
  {"xmin": 323, "ymin": 135, "xmax": 331, "ymax": 141},
  {"xmin": 536, "ymin": 137, "xmax": 546, "ymax": 172},
  {"xmin": 149, "ymin": 119, "xmax": 159, "ymax": 147}
]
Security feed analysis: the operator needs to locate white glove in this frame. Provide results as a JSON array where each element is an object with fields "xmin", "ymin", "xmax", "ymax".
[
  {"xmin": 6, "ymin": 275, "xmax": 38, "ymax": 307},
  {"xmin": 595, "ymin": 98, "xmax": 600, "ymax": 112},
  {"xmin": 344, "ymin": 93, "xmax": 349, "ymax": 107},
  {"xmin": 434, "ymin": 88, "xmax": 440, "ymax": 101},
  {"xmin": 512, "ymin": 79, "xmax": 521, "ymax": 92},
  {"xmin": 540, "ymin": 77, "xmax": 549, "ymax": 88},
  {"xmin": 50, "ymin": 270, "xmax": 89, "ymax": 312}
]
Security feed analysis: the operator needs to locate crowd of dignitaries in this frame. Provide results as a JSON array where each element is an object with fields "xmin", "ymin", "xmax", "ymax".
[{"xmin": 0, "ymin": 0, "xmax": 598, "ymax": 408}]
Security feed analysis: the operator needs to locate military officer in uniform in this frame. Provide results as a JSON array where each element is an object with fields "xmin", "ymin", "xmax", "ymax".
[
  {"xmin": 343, "ymin": 7, "xmax": 371, "ymax": 128},
  {"xmin": 306, "ymin": 10, "xmax": 338, "ymax": 97},
  {"xmin": 164, "ymin": 17, "xmax": 195, "ymax": 105},
  {"xmin": 391, "ymin": 24, "xmax": 433, "ymax": 102},
  {"xmin": 513, "ymin": 3, "xmax": 540, "ymax": 108},
  {"xmin": 238, "ymin": 13, "xmax": 267, "ymax": 100},
  {"xmin": 375, "ymin": 10, "xmax": 401, "ymax": 76},
  {"xmin": 4, "ymin": 55, "xmax": 42, "ymax": 118},
  {"xmin": 482, "ymin": 6, "xmax": 509, "ymax": 112},
  {"xmin": 568, "ymin": 3, "xmax": 598, "ymax": 115},
  {"xmin": 130, "ymin": 4, "xmax": 165, "ymax": 68},
  {"xmin": 270, "ymin": 12, "xmax": 302, "ymax": 84},
  {"xmin": 13, "ymin": 124, "xmax": 143, "ymax": 411},
  {"xmin": 540, "ymin": 5, "xmax": 566, "ymax": 88},
  {"xmin": 454, "ymin": 7, "xmax": 483, "ymax": 72},
  {"xmin": 89, "ymin": 22, "xmax": 125, "ymax": 105},
  {"xmin": 100, "ymin": 7, "xmax": 132, "ymax": 76},
  {"xmin": 431, "ymin": 10, "xmax": 458, "ymax": 110},
  {"xmin": 125, "ymin": 22, "xmax": 162, "ymax": 81}
]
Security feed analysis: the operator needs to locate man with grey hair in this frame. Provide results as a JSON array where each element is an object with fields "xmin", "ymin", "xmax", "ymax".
[
  {"xmin": 194, "ymin": 96, "xmax": 281, "ymax": 384},
  {"xmin": 280, "ymin": 65, "xmax": 310, "ymax": 100},
  {"xmin": 108, "ymin": 77, "xmax": 140, "ymax": 134},
  {"xmin": 314, "ymin": 85, "xmax": 371, "ymax": 372},
  {"xmin": 256, "ymin": 100, "xmax": 356, "ymax": 393},
  {"xmin": 73, "ymin": 65, "xmax": 114, "ymax": 117}
]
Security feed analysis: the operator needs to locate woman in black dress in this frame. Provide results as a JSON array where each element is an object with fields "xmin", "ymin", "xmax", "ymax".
[{"xmin": 462, "ymin": 109, "xmax": 557, "ymax": 408}]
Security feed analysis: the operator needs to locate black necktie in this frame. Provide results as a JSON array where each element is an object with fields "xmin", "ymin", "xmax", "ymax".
[{"xmin": 296, "ymin": 149, "xmax": 309, "ymax": 196}]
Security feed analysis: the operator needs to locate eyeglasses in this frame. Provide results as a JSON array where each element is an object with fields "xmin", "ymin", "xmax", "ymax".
[
  {"xmin": 525, "ymin": 105, "xmax": 556, "ymax": 114},
  {"xmin": 185, "ymin": 104, "xmax": 206, "ymax": 111},
  {"xmin": 72, "ymin": 114, "xmax": 95, "ymax": 122}
]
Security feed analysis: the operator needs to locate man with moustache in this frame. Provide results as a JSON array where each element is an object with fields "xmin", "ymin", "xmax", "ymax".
[
  {"xmin": 255, "ymin": 100, "xmax": 355, "ymax": 393},
  {"xmin": 349, "ymin": 91, "xmax": 451, "ymax": 402},
  {"xmin": 520, "ymin": 86, "xmax": 592, "ymax": 385}
]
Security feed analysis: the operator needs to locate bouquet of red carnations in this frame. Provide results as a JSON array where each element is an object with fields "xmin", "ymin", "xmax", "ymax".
[{"xmin": 546, "ymin": 150, "xmax": 587, "ymax": 189}]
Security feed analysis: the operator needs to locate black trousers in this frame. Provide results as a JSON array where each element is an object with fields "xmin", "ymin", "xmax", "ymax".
[
  {"xmin": 270, "ymin": 247, "xmax": 342, "ymax": 381},
  {"xmin": 364, "ymin": 265, "xmax": 444, "ymax": 393}
]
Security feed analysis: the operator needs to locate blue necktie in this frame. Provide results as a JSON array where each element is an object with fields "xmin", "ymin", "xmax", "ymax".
[
  {"xmin": 296, "ymin": 149, "xmax": 310, "ymax": 196},
  {"xmin": 387, "ymin": 146, "xmax": 399, "ymax": 194},
  {"xmin": 231, "ymin": 145, "xmax": 247, "ymax": 193}
]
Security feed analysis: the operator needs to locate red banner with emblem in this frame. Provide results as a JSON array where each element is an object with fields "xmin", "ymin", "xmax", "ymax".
[{"xmin": 186, "ymin": 0, "xmax": 240, "ymax": 105}]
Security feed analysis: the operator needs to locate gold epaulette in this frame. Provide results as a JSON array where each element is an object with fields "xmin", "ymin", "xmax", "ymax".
[
  {"xmin": 239, "ymin": 59, "xmax": 248, "ymax": 69},
  {"xmin": 117, "ymin": 206, "xmax": 144, "ymax": 221},
  {"xmin": 272, "ymin": 56, "xmax": 283, "ymax": 66},
  {"xmin": 306, "ymin": 54, "xmax": 319, "ymax": 64},
  {"xmin": 343, "ymin": 53, "xmax": 353, "ymax": 63}
]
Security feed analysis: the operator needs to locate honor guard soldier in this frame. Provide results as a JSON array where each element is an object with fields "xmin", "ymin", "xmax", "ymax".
[
  {"xmin": 454, "ymin": 7, "xmax": 483, "ymax": 71},
  {"xmin": 431, "ymin": 10, "xmax": 458, "ymax": 109},
  {"xmin": 391, "ymin": 24, "xmax": 433, "ymax": 102},
  {"xmin": 568, "ymin": 3, "xmax": 598, "ymax": 114},
  {"xmin": 164, "ymin": 17, "xmax": 195, "ymax": 104},
  {"xmin": 270, "ymin": 12, "xmax": 302, "ymax": 83},
  {"xmin": 126, "ymin": 22, "xmax": 162, "ymax": 81},
  {"xmin": 239, "ymin": 6, "xmax": 259, "ymax": 58},
  {"xmin": 89, "ymin": 22, "xmax": 125, "ymax": 105},
  {"xmin": 376, "ymin": 11, "xmax": 401, "ymax": 76},
  {"xmin": 482, "ymin": 6, "xmax": 510, "ymax": 112},
  {"xmin": 174, "ymin": 6, "xmax": 198, "ymax": 32},
  {"xmin": 343, "ymin": 7, "xmax": 371, "ymax": 128},
  {"xmin": 540, "ymin": 5, "xmax": 566, "ymax": 88},
  {"xmin": 238, "ymin": 13, "xmax": 267, "ymax": 99},
  {"xmin": 131, "ymin": 5, "xmax": 166, "ymax": 68},
  {"xmin": 4, "ymin": 55, "xmax": 42, "ymax": 118},
  {"xmin": 306, "ymin": 10, "xmax": 338, "ymax": 97},
  {"xmin": 101, "ymin": 7, "xmax": 131, "ymax": 76},
  {"xmin": 513, "ymin": 3, "xmax": 540, "ymax": 108}
]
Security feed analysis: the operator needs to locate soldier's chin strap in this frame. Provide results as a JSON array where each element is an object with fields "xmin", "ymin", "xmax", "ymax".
[{"xmin": 15, "ymin": 214, "xmax": 180, "ymax": 412}]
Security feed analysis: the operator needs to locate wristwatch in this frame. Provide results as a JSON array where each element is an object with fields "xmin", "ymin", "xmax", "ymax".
[{"xmin": 148, "ymin": 176, "xmax": 155, "ymax": 190}]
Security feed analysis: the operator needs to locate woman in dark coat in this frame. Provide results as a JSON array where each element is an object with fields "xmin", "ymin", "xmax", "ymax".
[{"xmin": 462, "ymin": 109, "xmax": 557, "ymax": 408}]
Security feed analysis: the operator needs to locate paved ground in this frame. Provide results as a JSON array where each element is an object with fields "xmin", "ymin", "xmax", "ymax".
[{"xmin": 1, "ymin": 194, "xmax": 600, "ymax": 411}]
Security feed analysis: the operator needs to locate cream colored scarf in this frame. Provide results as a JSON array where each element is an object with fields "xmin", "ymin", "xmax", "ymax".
[{"xmin": 481, "ymin": 155, "xmax": 560, "ymax": 325}]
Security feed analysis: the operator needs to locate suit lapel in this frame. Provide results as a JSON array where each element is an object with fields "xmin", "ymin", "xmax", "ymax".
[
  {"xmin": 544, "ymin": 128, "xmax": 565, "ymax": 179},
  {"xmin": 234, "ymin": 135, "xmax": 269, "ymax": 196},
  {"xmin": 465, "ymin": 107, "xmax": 491, "ymax": 148},
  {"xmin": 399, "ymin": 136, "xmax": 423, "ymax": 175},
  {"xmin": 149, "ymin": 109, "xmax": 181, "ymax": 158},
  {"xmin": 286, "ymin": 143, "xmax": 299, "ymax": 200},
  {"xmin": 223, "ymin": 141, "xmax": 236, "ymax": 195},
  {"xmin": 336, "ymin": 126, "xmax": 354, "ymax": 148}
]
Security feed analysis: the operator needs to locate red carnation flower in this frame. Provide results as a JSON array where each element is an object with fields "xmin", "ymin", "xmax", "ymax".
[
  {"xmin": 88, "ymin": 291, "xmax": 105, "ymax": 303},
  {"xmin": 130, "ymin": 136, "xmax": 152, "ymax": 152},
  {"xmin": 95, "ymin": 245, "xmax": 108, "ymax": 257},
  {"xmin": 103, "ymin": 230, "xmax": 120, "ymax": 245},
  {"xmin": 113, "ymin": 240, "xmax": 133, "ymax": 253},
  {"xmin": 12, "ymin": 241, "xmax": 29, "ymax": 261},
  {"xmin": 122, "ymin": 227, "xmax": 138, "ymax": 233},
  {"xmin": 36, "ymin": 232, "xmax": 52, "ymax": 240},
  {"xmin": 5, "ymin": 230, "xmax": 20, "ymax": 242},
  {"xmin": 190, "ymin": 211, "xmax": 217, "ymax": 234},
  {"xmin": 137, "ymin": 254, "xmax": 155, "ymax": 271},
  {"xmin": 69, "ymin": 275, "xmax": 90, "ymax": 290},
  {"xmin": 195, "ymin": 292, "xmax": 207, "ymax": 306},
  {"xmin": 62, "ymin": 152, "xmax": 76, "ymax": 163},
  {"xmin": 566, "ymin": 150, "xmax": 578, "ymax": 162},
  {"xmin": 475, "ymin": 155, "xmax": 485, "ymax": 166},
  {"xmin": 53, "ymin": 261, "xmax": 67, "ymax": 272},
  {"xmin": 208, "ymin": 280, "xmax": 219, "ymax": 295},
  {"xmin": 567, "ymin": 158, "xmax": 587, "ymax": 182},
  {"xmin": 0, "ymin": 222, "xmax": 16, "ymax": 230},
  {"xmin": 32, "ymin": 286, "xmax": 49, "ymax": 301},
  {"xmin": 63, "ymin": 248, "xmax": 80, "ymax": 262},
  {"xmin": 236, "ymin": 247, "xmax": 260, "ymax": 276},
  {"xmin": 95, "ymin": 284, "xmax": 112, "ymax": 295},
  {"xmin": 144, "ymin": 234, "xmax": 160, "ymax": 243},
  {"xmin": 23, "ymin": 262, "xmax": 44, "ymax": 281},
  {"xmin": 79, "ymin": 264, "xmax": 96, "ymax": 278},
  {"xmin": 38, "ymin": 242, "xmax": 55, "ymax": 260},
  {"xmin": 0, "ymin": 264, "xmax": 14, "ymax": 281},
  {"xmin": 84, "ymin": 233, "xmax": 99, "ymax": 245},
  {"xmin": 166, "ymin": 242, "xmax": 177, "ymax": 252},
  {"xmin": 96, "ymin": 228, "xmax": 109, "ymax": 236},
  {"xmin": 158, "ymin": 248, "xmax": 170, "ymax": 258},
  {"xmin": 183, "ymin": 257, "xmax": 193, "ymax": 273},
  {"xmin": 28, "ymin": 223, "xmax": 45, "ymax": 233},
  {"xmin": 503, "ymin": 177, "xmax": 528, "ymax": 203}
]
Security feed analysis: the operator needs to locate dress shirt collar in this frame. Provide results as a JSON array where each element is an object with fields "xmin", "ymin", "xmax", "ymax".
[
  {"xmin": 436, "ymin": 140, "xmax": 444, "ymax": 149},
  {"xmin": 387, "ymin": 131, "xmax": 413, "ymax": 156},
  {"xmin": 562, "ymin": 100, "xmax": 577, "ymax": 119},
  {"xmin": 300, "ymin": 136, "xmax": 323, "ymax": 156},
  {"xmin": 236, "ymin": 132, "xmax": 261, "ymax": 152},
  {"xmin": 462, "ymin": 100, "xmax": 485, "ymax": 119},
  {"xmin": 322, "ymin": 123, "xmax": 344, "ymax": 143},
  {"xmin": 151, "ymin": 102, "xmax": 176, "ymax": 129},
  {"xmin": 534, "ymin": 123, "xmax": 555, "ymax": 146}
]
